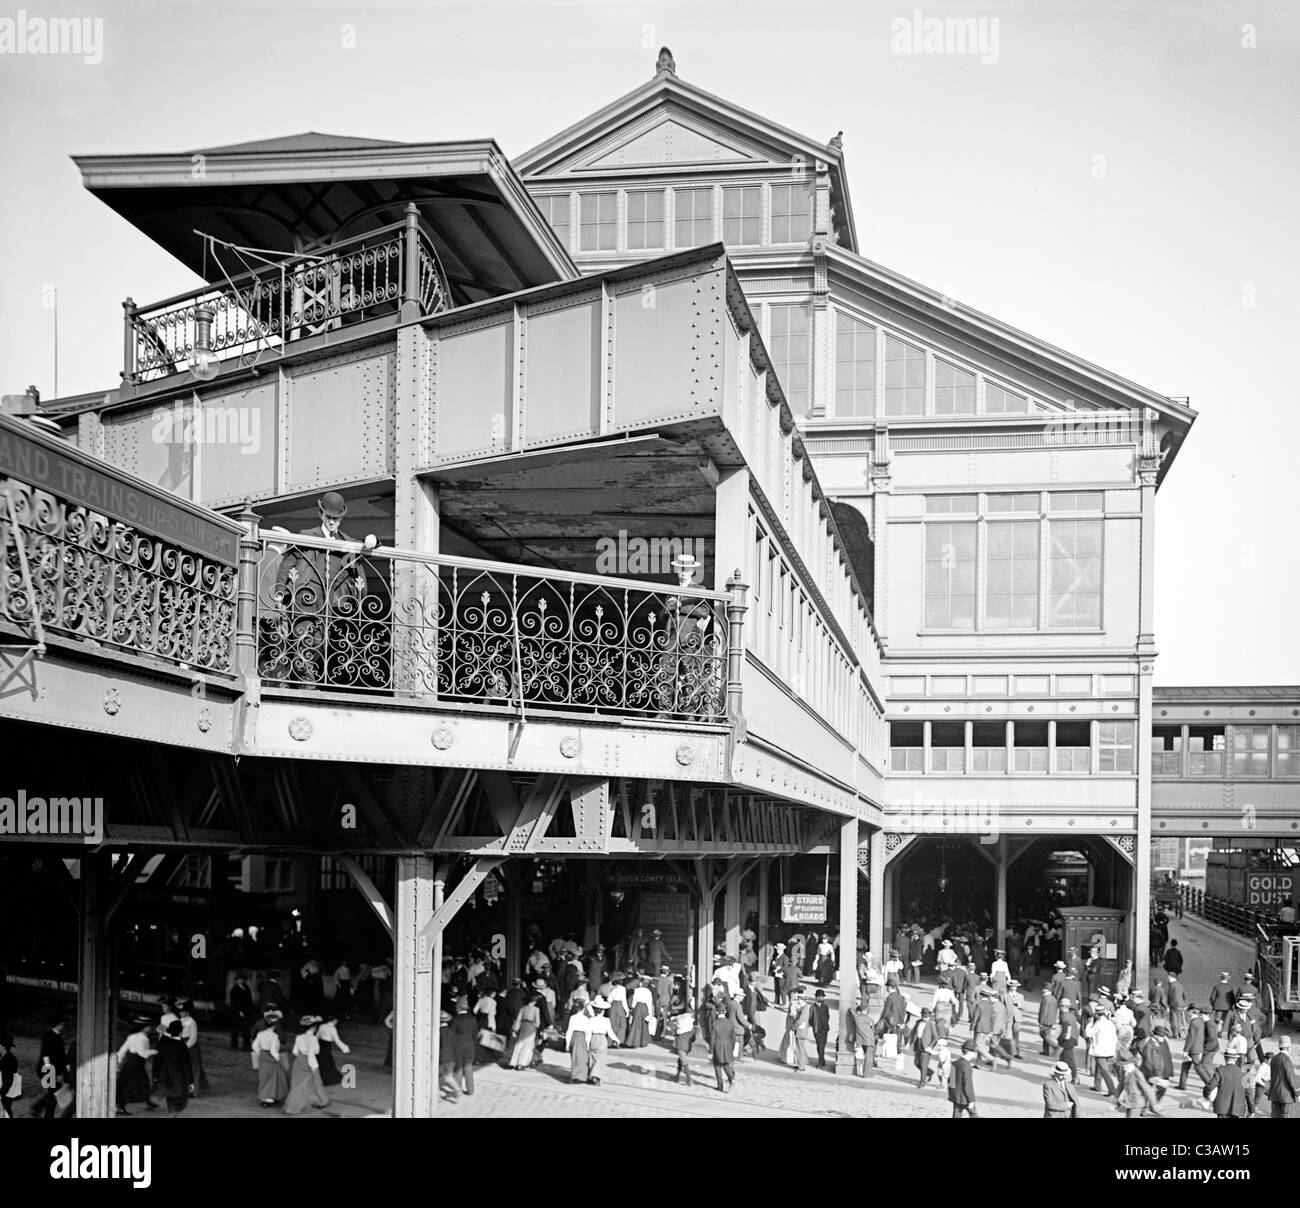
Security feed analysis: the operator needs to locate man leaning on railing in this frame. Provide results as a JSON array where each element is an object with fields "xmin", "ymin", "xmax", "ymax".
[{"xmin": 264, "ymin": 491, "xmax": 377, "ymax": 687}]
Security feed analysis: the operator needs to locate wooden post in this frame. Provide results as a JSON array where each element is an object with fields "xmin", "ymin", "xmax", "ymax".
[
  {"xmin": 392, "ymin": 855, "xmax": 436, "ymax": 1118},
  {"xmin": 76, "ymin": 852, "xmax": 115, "ymax": 1119},
  {"xmin": 837, "ymin": 816, "xmax": 859, "ymax": 1072}
]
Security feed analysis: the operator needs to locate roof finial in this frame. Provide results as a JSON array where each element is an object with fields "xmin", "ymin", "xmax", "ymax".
[
  {"xmin": 828, "ymin": 131, "xmax": 844, "ymax": 151},
  {"xmin": 656, "ymin": 46, "xmax": 676, "ymax": 76}
]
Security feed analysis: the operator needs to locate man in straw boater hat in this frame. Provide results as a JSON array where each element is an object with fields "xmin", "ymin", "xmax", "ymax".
[
  {"xmin": 269, "ymin": 490, "xmax": 379, "ymax": 685},
  {"xmin": 1042, "ymin": 1060, "xmax": 1080, "ymax": 1118}
]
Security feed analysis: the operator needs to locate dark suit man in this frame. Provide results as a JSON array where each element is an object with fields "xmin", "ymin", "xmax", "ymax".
[
  {"xmin": 1209, "ymin": 974, "xmax": 1234, "ymax": 1025},
  {"xmin": 1162, "ymin": 941, "xmax": 1183, "ymax": 975},
  {"xmin": 1056, "ymin": 1002, "xmax": 1081, "ymax": 1084},
  {"xmin": 269, "ymin": 491, "xmax": 377, "ymax": 686},
  {"xmin": 33, "ymin": 1018, "xmax": 68, "ymax": 1119},
  {"xmin": 644, "ymin": 931, "xmax": 669, "ymax": 974},
  {"xmin": 949, "ymin": 1041, "xmax": 979, "ymax": 1117},
  {"xmin": 1206, "ymin": 1057, "xmax": 1250, "ymax": 1119},
  {"xmin": 949, "ymin": 964, "xmax": 969, "ymax": 1021},
  {"xmin": 1179, "ymin": 1009, "xmax": 1214, "ymax": 1089},
  {"xmin": 228, "ymin": 972, "xmax": 255, "ymax": 1051},
  {"xmin": 439, "ymin": 1001, "xmax": 478, "ymax": 1101},
  {"xmin": 1038, "ymin": 988, "xmax": 1060, "ymax": 1055},
  {"xmin": 710, "ymin": 1008, "xmax": 738, "ymax": 1092},
  {"xmin": 1267, "ymin": 1038, "xmax": 1297, "ymax": 1119}
]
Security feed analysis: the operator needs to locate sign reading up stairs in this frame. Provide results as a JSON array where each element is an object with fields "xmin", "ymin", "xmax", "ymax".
[{"xmin": 781, "ymin": 893, "xmax": 827, "ymax": 925}]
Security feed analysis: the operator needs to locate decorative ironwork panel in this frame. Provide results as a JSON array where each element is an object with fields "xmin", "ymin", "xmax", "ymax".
[
  {"xmin": 255, "ymin": 538, "xmax": 729, "ymax": 722},
  {"xmin": 0, "ymin": 478, "xmax": 237, "ymax": 672},
  {"xmin": 129, "ymin": 225, "xmax": 452, "ymax": 384}
]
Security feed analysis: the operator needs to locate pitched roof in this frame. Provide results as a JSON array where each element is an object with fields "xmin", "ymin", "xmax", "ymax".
[{"xmin": 194, "ymin": 132, "xmax": 406, "ymax": 155}]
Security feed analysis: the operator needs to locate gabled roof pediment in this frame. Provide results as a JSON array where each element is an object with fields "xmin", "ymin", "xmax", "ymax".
[
  {"xmin": 581, "ymin": 113, "xmax": 763, "ymax": 170},
  {"xmin": 516, "ymin": 67, "xmax": 858, "ymax": 249}
]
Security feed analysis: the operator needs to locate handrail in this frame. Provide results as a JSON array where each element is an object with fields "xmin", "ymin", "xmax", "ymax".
[
  {"xmin": 250, "ymin": 534, "xmax": 732, "ymax": 719},
  {"xmin": 256, "ymin": 530, "xmax": 732, "ymax": 601},
  {"xmin": 134, "ymin": 221, "xmax": 411, "ymax": 315}
]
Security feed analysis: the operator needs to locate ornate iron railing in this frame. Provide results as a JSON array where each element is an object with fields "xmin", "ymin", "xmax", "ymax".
[
  {"xmin": 253, "ymin": 535, "xmax": 731, "ymax": 721},
  {"xmin": 125, "ymin": 211, "xmax": 451, "ymax": 385},
  {"xmin": 0, "ymin": 477, "xmax": 238, "ymax": 672}
]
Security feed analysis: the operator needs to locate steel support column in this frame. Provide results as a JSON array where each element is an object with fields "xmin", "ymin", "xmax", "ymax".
[
  {"xmin": 392, "ymin": 855, "xmax": 436, "ymax": 1119},
  {"xmin": 75, "ymin": 852, "xmax": 115, "ymax": 1119},
  {"xmin": 836, "ymin": 816, "xmax": 859, "ymax": 1073},
  {"xmin": 723, "ymin": 867, "xmax": 743, "ymax": 955},
  {"xmin": 869, "ymin": 830, "xmax": 885, "ymax": 961},
  {"xmin": 694, "ymin": 880, "xmax": 714, "ymax": 997},
  {"xmin": 505, "ymin": 863, "xmax": 524, "ymax": 983},
  {"xmin": 757, "ymin": 856, "xmax": 771, "ymax": 983},
  {"xmin": 584, "ymin": 862, "xmax": 601, "ymax": 951},
  {"xmin": 995, "ymin": 837, "xmax": 1008, "ymax": 948}
]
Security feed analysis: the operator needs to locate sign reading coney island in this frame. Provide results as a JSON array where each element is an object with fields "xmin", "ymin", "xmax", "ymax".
[{"xmin": 781, "ymin": 893, "xmax": 827, "ymax": 924}]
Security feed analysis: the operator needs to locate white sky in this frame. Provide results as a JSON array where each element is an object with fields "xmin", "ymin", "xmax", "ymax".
[{"xmin": 1, "ymin": 0, "xmax": 1297, "ymax": 684}]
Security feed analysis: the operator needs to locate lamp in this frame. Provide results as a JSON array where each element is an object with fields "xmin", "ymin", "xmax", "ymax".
[{"xmin": 937, "ymin": 840, "xmax": 948, "ymax": 894}]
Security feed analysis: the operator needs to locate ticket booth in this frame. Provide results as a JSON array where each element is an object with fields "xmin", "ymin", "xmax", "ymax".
[{"xmin": 1057, "ymin": 905, "xmax": 1127, "ymax": 992}]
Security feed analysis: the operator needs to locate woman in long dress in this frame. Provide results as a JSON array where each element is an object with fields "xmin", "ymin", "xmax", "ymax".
[
  {"xmin": 154, "ymin": 1020, "xmax": 195, "ymax": 1117},
  {"xmin": 624, "ymin": 978, "xmax": 654, "ymax": 1048},
  {"xmin": 565, "ymin": 1003, "xmax": 592, "ymax": 1083},
  {"xmin": 251, "ymin": 1011, "xmax": 289, "ymax": 1106},
  {"xmin": 587, "ymin": 997, "xmax": 616, "ymax": 1086},
  {"xmin": 778, "ymin": 990, "xmax": 809, "ymax": 1070},
  {"xmin": 315, "ymin": 1015, "xmax": 351, "ymax": 1087},
  {"xmin": 607, "ymin": 978, "xmax": 629, "ymax": 1044},
  {"xmin": 114, "ymin": 1017, "xmax": 157, "ymax": 1115},
  {"xmin": 178, "ymin": 1001, "xmax": 210, "ymax": 1095},
  {"xmin": 505, "ymin": 993, "xmax": 542, "ymax": 1069},
  {"xmin": 815, "ymin": 936, "xmax": 836, "ymax": 987},
  {"xmin": 282, "ymin": 1017, "xmax": 330, "ymax": 1114}
]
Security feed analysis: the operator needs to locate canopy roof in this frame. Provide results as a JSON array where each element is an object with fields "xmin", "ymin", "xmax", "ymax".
[{"xmin": 74, "ymin": 135, "xmax": 577, "ymax": 305}]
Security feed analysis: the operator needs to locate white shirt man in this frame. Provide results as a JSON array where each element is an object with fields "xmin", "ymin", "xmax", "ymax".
[
  {"xmin": 1088, "ymin": 1012, "xmax": 1118, "ymax": 1060},
  {"xmin": 714, "ymin": 959, "xmax": 742, "ymax": 997}
]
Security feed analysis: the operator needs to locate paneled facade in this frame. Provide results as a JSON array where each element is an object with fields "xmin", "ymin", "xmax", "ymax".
[{"xmin": 518, "ymin": 55, "xmax": 1201, "ymax": 977}]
